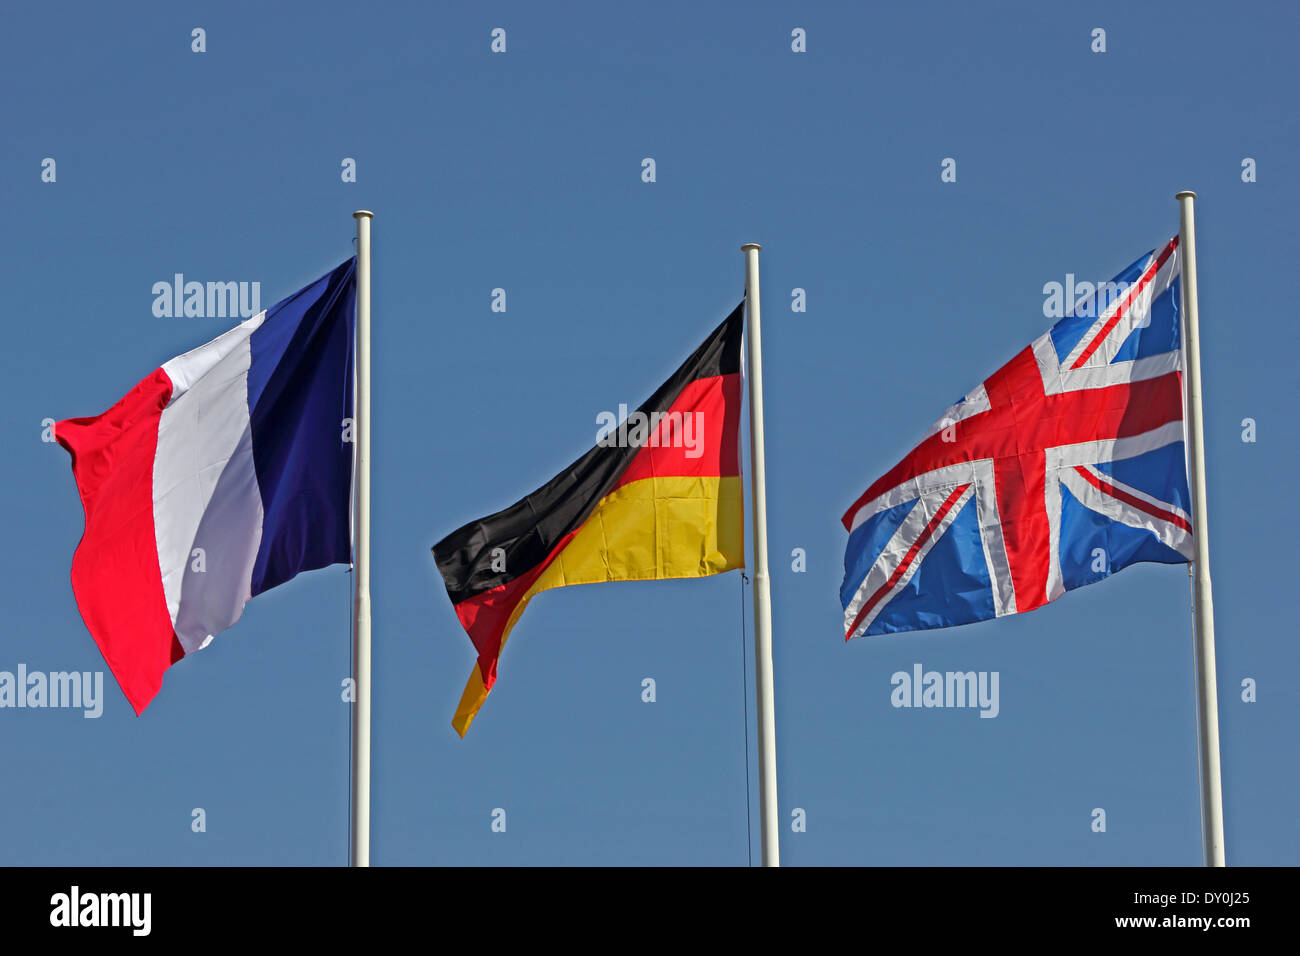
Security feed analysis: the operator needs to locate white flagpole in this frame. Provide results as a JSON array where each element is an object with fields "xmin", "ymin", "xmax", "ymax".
[
  {"xmin": 351, "ymin": 210, "xmax": 374, "ymax": 867},
  {"xmin": 741, "ymin": 243, "xmax": 780, "ymax": 867},
  {"xmin": 1176, "ymin": 191, "xmax": 1226, "ymax": 867}
]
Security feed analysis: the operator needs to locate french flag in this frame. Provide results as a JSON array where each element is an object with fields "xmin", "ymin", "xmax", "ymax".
[{"xmin": 56, "ymin": 259, "xmax": 357, "ymax": 714}]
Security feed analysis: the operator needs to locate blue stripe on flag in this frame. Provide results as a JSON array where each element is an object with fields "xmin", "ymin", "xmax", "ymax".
[
  {"xmin": 1048, "ymin": 250, "xmax": 1151, "ymax": 364},
  {"xmin": 247, "ymin": 258, "xmax": 357, "ymax": 597},
  {"xmin": 840, "ymin": 499, "xmax": 918, "ymax": 609},
  {"xmin": 1091, "ymin": 441, "xmax": 1190, "ymax": 516},
  {"xmin": 1112, "ymin": 277, "xmax": 1181, "ymax": 363},
  {"xmin": 868, "ymin": 496, "xmax": 994, "ymax": 635},
  {"xmin": 1058, "ymin": 483, "xmax": 1188, "ymax": 592}
]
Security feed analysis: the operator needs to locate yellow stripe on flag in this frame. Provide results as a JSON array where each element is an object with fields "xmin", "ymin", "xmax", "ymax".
[{"xmin": 451, "ymin": 474, "xmax": 743, "ymax": 736}]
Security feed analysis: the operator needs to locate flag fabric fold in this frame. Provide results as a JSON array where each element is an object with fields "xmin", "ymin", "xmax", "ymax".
[
  {"xmin": 433, "ymin": 303, "xmax": 746, "ymax": 736},
  {"xmin": 840, "ymin": 239, "xmax": 1192, "ymax": 640},
  {"xmin": 56, "ymin": 259, "xmax": 357, "ymax": 713}
]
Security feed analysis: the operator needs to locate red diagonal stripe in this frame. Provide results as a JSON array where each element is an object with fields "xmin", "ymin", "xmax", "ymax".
[
  {"xmin": 845, "ymin": 483, "xmax": 971, "ymax": 640},
  {"xmin": 1070, "ymin": 236, "xmax": 1179, "ymax": 370},
  {"xmin": 1072, "ymin": 465, "xmax": 1191, "ymax": 533}
]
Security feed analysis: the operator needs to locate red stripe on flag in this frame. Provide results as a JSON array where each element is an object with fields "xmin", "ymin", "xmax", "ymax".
[
  {"xmin": 613, "ymin": 373, "xmax": 742, "ymax": 488},
  {"xmin": 452, "ymin": 525, "xmax": 584, "ymax": 690},
  {"xmin": 1072, "ymin": 465, "xmax": 1192, "ymax": 533},
  {"xmin": 1070, "ymin": 236, "xmax": 1179, "ymax": 370},
  {"xmin": 56, "ymin": 368, "xmax": 183, "ymax": 715},
  {"xmin": 845, "ymin": 483, "xmax": 971, "ymax": 640}
]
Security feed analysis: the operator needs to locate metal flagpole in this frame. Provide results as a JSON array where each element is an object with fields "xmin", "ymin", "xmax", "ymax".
[
  {"xmin": 741, "ymin": 243, "xmax": 780, "ymax": 867},
  {"xmin": 351, "ymin": 210, "xmax": 374, "ymax": 867},
  {"xmin": 1176, "ymin": 191, "xmax": 1226, "ymax": 867}
]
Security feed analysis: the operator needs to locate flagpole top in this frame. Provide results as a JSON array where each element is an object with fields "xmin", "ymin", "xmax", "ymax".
[
  {"xmin": 1175, "ymin": 191, "xmax": 1197, "ymax": 201},
  {"xmin": 353, "ymin": 210, "xmax": 374, "ymax": 219},
  {"xmin": 741, "ymin": 243, "xmax": 762, "ymax": 252}
]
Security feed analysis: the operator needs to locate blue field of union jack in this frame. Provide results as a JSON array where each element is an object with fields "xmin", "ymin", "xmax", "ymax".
[{"xmin": 840, "ymin": 238, "xmax": 1193, "ymax": 640}]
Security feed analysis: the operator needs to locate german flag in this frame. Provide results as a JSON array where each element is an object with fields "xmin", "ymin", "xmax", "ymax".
[{"xmin": 433, "ymin": 303, "xmax": 746, "ymax": 736}]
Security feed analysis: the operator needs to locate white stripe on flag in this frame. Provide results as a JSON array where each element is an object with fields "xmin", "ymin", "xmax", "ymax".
[{"xmin": 155, "ymin": 313, "xmax": 267, "ymax": 654}]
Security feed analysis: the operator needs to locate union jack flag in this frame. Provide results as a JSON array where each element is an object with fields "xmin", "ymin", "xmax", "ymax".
[{"xmin": 841, "ymin": 238, "xmax": 1193, "ymax": 640}]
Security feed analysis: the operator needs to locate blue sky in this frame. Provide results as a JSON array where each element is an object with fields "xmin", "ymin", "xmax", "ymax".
[{"xmin": 2, "ymin": 0, "xmax": 1296, "ymax": 865}]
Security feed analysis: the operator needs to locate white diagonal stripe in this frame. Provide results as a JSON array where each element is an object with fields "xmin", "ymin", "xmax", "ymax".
[
  {"xmin": 845, "ymin": 484, "xmax": 975, "ymax": 639},
  {"xmin": 1059, "ymin": 466, "xmax": 1193, "ymax": 560}
]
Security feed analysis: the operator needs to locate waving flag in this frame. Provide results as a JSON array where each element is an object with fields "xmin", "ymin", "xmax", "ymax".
[
  {"xmin": 841, "ymin": 238, "xmax": 1191, "ymax": 640},
  {"xmin": 434, "ymin": 304, "xmax": 746, "ymax": 736},
  {"xmin": 56, "ymin": 259, "xmax": 357, "ymax": 713}
]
